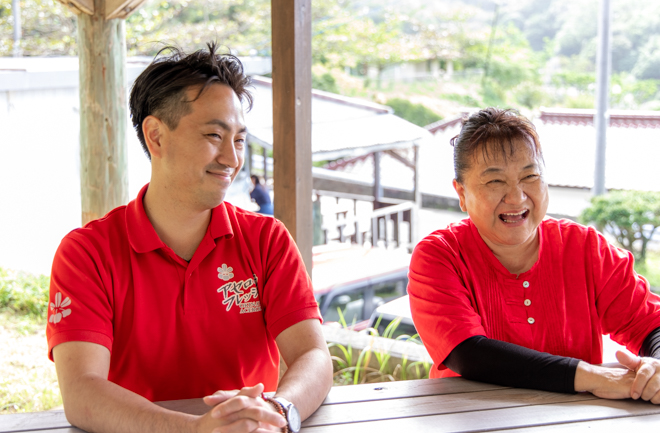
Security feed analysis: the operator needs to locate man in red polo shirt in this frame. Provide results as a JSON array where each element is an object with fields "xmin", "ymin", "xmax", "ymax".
[{"xmin": 46, "ymin": 42, "xmax": 332, "ymax": 433}]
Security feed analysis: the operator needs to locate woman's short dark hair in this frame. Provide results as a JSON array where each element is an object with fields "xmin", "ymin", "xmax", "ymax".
[
  {"xmin": 450, "ymin": 108, "xmax": 543, "ymax": 183},
  {"xmin": 129, "ymin": 41, "xmax": 253, "ymax": 159}
]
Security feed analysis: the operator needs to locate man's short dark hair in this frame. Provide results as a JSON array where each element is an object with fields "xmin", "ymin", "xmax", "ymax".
[{"xmin": 129, "ymin": 41, "xmax": 253, "ymax": 159}]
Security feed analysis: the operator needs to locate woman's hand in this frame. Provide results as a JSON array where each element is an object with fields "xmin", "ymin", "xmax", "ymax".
[
  {"xmin": 574, "ymin": 360, "xmax": 636, "ymax": 400},
  {"xmin": 616, "ymin": 350, "xmax": 660, "ymax": 404}
]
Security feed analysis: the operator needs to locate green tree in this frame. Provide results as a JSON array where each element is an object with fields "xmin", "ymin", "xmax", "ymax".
[
  {"xmin": 580, "ymin": 191, "xmax": 660, "ymax": 265},
  {"xmin": 125, "ymin": 0, "xmax": 272, "ymax": 56},
  {"xmin": 0, "ymin": 0, "xmax": 76, "ymax": 56}
]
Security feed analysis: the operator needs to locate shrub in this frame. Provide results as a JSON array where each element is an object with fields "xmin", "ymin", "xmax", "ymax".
[
  {"xmin": 386, "ymin": 98, "xmax": 442, "ymax": 127},
  {"xmin": 0, "ymin": 268, "xmax": 50, "ymax": 319},
  {"xmin": 580, "ymin": 191, "xmax": 660, "ymax": 265},
  {"xmin": 312, "ymin": 71, "xmax": 340, "ymax": 94}
]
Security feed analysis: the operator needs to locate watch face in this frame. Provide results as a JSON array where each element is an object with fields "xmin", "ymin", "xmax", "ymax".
[{"xmin": 288, "ymin": 405, "xmax": 301, "ymax": 432}]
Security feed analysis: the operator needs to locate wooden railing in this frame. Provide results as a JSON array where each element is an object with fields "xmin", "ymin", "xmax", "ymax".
[{"xmin": 321, "ymin": 201, "xmax": 416, "ymax": 252}]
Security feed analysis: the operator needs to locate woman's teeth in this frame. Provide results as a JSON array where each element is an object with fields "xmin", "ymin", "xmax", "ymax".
[{"xmin": 500, "ymin": 210, "xmax": 528, "ymax": 223}]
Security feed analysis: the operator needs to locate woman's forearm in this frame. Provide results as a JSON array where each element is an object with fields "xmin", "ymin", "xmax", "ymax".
[{"xmin": 444, "ymin": 336, "xmax": 579, "ymax": 393}]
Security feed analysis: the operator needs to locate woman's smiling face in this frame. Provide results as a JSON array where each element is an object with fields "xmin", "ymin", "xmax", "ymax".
[{"xmin": 453, "ymin": 138, "xmax": 549, "ymax": 250}]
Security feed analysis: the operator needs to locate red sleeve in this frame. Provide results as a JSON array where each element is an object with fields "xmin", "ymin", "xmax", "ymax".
[
  {"xmin": 590, "ymin": 229, "xmax": 660, "ymax": 354},
  {"xmin": 259, "ymin": 220, "xmax": 321, "ymax": 339},
  {"xmin": 46, "ymin": 234, "xmax": 114, "ymax": 361},
  {"xmin": 408, "ymin": 232, "xmax": 486, "ymax": 372}
]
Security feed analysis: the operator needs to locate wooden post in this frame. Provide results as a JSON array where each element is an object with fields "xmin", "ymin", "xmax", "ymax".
[
  {"xmin": 262, "ymin": 146, "xmax": 268, "ymax": 182},
  {"xmin": 411, "ymin": 144, "xmax": 421, "ymax": 246},
  {"xmin": 271, "ymin": 0, "xmax": 313, "ymax": 272},
  {"xmin": 78, "ymin": 0, "xmax": 127, "ymax": 225},
  {"xmin": 373, "ymin": 151, "xmax": 382, "ymax": 209}
]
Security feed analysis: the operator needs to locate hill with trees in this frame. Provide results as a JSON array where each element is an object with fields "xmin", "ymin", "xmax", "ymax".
[{"xmin": 2, "ymin": 0, "xmax": 659, "ymax": 119}]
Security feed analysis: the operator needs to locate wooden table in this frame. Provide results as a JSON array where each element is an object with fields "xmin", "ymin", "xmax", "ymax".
[{"xmin": 3, "ymin": 377, "xmax": 660, "ymax": 432}]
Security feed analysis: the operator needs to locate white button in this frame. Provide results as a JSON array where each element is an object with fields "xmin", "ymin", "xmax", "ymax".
[
  {"xmin": 523, "ymin": 281, "xmax": 530, "ymax": 288},
  {"xmin": 524, "ymin": 299, "xmax": 531, "ymax": 306},
  {"xmin": 528, "ymin": 317, "xmax": 535, "ymax": 324}
]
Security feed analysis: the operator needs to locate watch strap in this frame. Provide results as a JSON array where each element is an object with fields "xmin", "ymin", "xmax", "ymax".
[{"xmin": 264, "ymin": 397, "xmax": 289, "ymax": 433}]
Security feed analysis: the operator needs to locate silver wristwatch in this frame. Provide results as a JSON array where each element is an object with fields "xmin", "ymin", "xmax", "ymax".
[{"xmin": 271, "ymin": 396, "xmax": 301, "ymax": 433}]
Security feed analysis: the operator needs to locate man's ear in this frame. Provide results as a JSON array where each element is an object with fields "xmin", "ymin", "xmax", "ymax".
[
  {"xmin": 453, "ymin": 179, "xmax": 467, "ymax": 212},
  {"xmin": 143, "ymin": 115, "xmax": 166, "ymax": 160}
]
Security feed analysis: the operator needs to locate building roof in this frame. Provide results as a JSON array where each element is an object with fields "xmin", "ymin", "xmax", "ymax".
[
  {"xmin": 245, "ymin": 76, "xmax": 430, "ymax": 161},
  {"xmin": 425, "ymin": 108, "xmax": 660, "ymax": 192},
  {"xmin": 425, "ymin": 114, "xmax": 465, "ymax": 134},
  {"xmin": 539, "ymin": 107, "xmax": 660, "ymax": 129}
]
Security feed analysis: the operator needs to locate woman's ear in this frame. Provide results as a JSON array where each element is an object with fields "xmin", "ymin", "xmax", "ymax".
[
  {"xmin": 453, "ymin": 179, "xmax": 467, "ymax": 212},
  {"xmin": 143, "ymin": 115, "xmax": 165, "ymax": 160}
]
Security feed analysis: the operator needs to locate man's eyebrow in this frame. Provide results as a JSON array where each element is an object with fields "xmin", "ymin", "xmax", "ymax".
[{"xmin": 205, "ymin": 119, "xmax": 247, "ymax": 133}]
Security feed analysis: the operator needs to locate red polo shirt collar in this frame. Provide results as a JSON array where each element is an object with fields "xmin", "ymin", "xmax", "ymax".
[{"xmin": 126, "ymin": 183, "xmax": 234, "ymax": 254}]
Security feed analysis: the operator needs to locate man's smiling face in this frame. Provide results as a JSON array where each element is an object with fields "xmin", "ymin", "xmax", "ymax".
[{"xmin": 158, "ymin": 83, "xmax": 247, "ymax": 210}]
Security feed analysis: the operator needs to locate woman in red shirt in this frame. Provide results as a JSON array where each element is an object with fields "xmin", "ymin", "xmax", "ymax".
[{"xmin": 409, "ymin": 107, "xmax": 660, "ymax": 403}]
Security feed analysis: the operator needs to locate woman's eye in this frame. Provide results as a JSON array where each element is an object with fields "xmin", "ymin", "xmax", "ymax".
[{"xmin": 488, "ymin": 179, "xmax": 503, "ymax": 184}]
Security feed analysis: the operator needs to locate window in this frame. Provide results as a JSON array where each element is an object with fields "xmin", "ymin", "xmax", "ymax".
[{"xmin": 323, "ymin": 289, "xmax": 366, "ymax": 324}]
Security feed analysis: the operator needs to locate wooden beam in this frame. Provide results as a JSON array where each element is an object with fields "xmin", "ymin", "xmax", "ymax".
[
  {"xmin": 385, "ymin": 149, "xmax": 415, "ymax": 169},
  {"xmin": 271, "ymin": 0, "xmax": 313, "ymax": 273},
  {"xmin": 78, "ymin": 0, "xmax": 128, "ymax": 225},
  {"xmin": 56, "ymin": 0, "xmax": 94, "ymax": 15},
  {"xmin": 106, "ymin": 0, "xmax": 148, "ymax": 19}
]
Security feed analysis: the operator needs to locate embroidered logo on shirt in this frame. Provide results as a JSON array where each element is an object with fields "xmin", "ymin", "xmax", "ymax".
[
  {"xmin": 217, "ymin": 269, "xmax": 262, "ymax": 314},
  {"xmin": 49, "ymin": 292, "xmax": 71, "ymax": 324},
  {"xmin": 217, "ymin": 264, "xmax": 234, "ymax": 281}
]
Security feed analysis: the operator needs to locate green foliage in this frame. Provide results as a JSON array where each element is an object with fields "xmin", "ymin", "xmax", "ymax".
[
  {"xmin": 441, "ymin": 93, "xmax": 480, "ymax": 107},
  {"xmin": 564, "ymin": 94, "xmax": 594, "ymax": 109},
  {"xmin": 551, "ymin": 71, "xmax": 595, "ymax": 92},
  {"xmin": 330, "ymin": 310, "xmax": 430, "ymax": 386},
  {"xmin": 513, "ymin": 82, "xmax": 547, "ymax": 109},
  {"xmin": 125, "ymin": 0, "xmax": 272, "ymax": 56},
  {"xmin": 0, "ymin": 268, "xmax": 50, "ymax": 319},
  {"xmin": 632, "ymin": 35, "xmax": 660, "ymax": 80},
  {"xmin": 312, "ymin": 71, "xmax": 339, "ymax": 93},
  {"xmin": 386, "ymin": 98, "xmax": 442, "ymax": 127},
  {"xmin": 0, "ymin": 0, "xmax": 76, "ymax": 56},
  {"xmin": 635, "ymin": 250, "xmax": 660, "ymax": 292},
  {"xmin": 580, "ymin": 191, "xmax": 660, "ymax": 264}
]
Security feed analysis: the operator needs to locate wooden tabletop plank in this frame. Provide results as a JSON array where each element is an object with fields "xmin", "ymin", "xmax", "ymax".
[
  {"xmin": 154, "ymin": 399, "xmax": 208, "ymax": 416},
  {"xmin": 304, "ymin": 388, "xmax": 597, "ymax": 427},
  {"xmin": 322, "ymin": 377, "xmax": 509, "ymax": 405},
  {"xmin": 487, "ymin": 413, "xmax": 660, "ymax": 431},
  {"xmin": 0, "ymin": 410, "xmax": 70, "ymax": 433},
  {"xmin": 14, "ymin": 429, "xmax": 85, "ymax": 433},
  {"xmin": 301, "ymin": 398, "xmax": 660, "ymax": 433}
]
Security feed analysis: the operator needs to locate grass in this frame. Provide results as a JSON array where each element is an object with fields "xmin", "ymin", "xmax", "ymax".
[
  {"xmin": 0, "ymin": 267, "xmax": 62, "ymax": 414},
  {"xmin": 0, "ymin": 311, "xmax": 62, "ymax": 414},
  {"xmin": 329, "ymin": 308, "xmax": 431, "ymax": 386}
]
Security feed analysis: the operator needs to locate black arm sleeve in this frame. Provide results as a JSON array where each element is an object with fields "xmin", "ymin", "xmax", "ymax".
[
  {"xmin": 443, "ymin": 336, "xmax": 580, "ymax": 394},
  {"xmin": 639, "ymin": 326, "xmax": 660, "ymax": 358}
]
